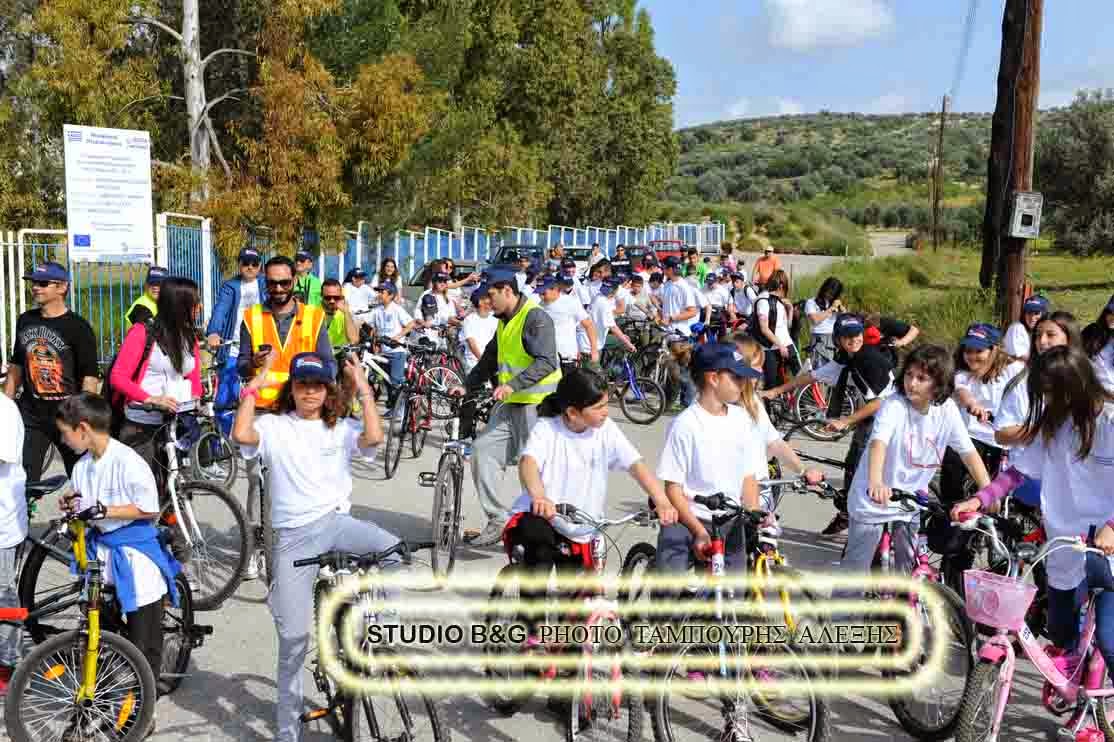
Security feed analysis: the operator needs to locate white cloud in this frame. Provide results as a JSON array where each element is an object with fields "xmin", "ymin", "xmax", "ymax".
[
  {"xmin": 726, "ymin": 98, "xmax": 750, "ymax": 118},
  {"xmin": 1039, "ymin": 88, "xmax": 1078, "ymax": 109},
  {"xmin": 765, "ymin": 0, "xmax": 895, "ymax": 51},
  {"xmin": 778, "ymin": 98, "xmax": 805, "ymax": 115},
  {"xmin": 864, "ymin": 93, "xmax": 909, "ymax": 114}
]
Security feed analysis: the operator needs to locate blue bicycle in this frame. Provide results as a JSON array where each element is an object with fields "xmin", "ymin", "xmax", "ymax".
[{"xmin": 598, "ymin": 345, "xmax": 667, "ymax": 425}]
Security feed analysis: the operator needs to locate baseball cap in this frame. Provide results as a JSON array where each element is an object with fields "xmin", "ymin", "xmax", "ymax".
[
  {"xmin": 1022, "ymin": 295, "xmax": 1050, "ymax": 314},
  {"xmin": 1107, "ymin": 293, "xmax": 1114, "ymax": 312},
  {"xmin": 352, "ymin": 268, "xmax": 368, "ymax": 279},
  {"xmin": 24, "ymin": 261, "xmax": 69, "ymax": 282},
  {"xmin": 598, "ymin": 279, "xmax": 618, "ymax": 297},
  {"xmin": 145, "ymin": 266, "xmax": 169, "ymax": 285},
  {"xmin": 960, "ymin": 322, "xmax": 1002, "ymax": 350},
  {"xmin": 432, "ymin": 272, "xmax": 451, "ymax": 283},
  {"xmin": 556, "ymin": 275, "xmax": 574, "ymax": 287},
  {"xmin": 662, "ymin": 256, "xmax": 682, "ymax": 269},
  {"xmin": 294, "ymin": 251, "xmax": 312, "ymax": 262},
  {"xmin": 537, "ymin": 276, "xmax": 559, "ymax": 292},
  {"xmin": 833, "ymin": 313, "xmax": 866, "ymax": 339},
  {"xmin": 763, "ymin": 245, "xmax": 774, "ymax": 253},
  {"xmin": 374, "ymin": 281, "xmax": 397, "ymax": 295},
  {"xmin": 239, "ymin": 248, "xmax": 261, "ymax": 264},
  {"xmin": 420, "ymin": 293, "xmax": 438, "ymax": 309},
  {"xmin": 560, "ymin": 258, "xmax": 577, "ymax": 269},
  {"xmin": 289, "ymin": 352, "xmax": 332, "ymax": 383},
  {"xmin": 478, "ymin": 266, "xmax": 519, "ymax": 293},
  {"xmin": 470, "ymin": 287, "xmax": 487, "ymax": 307},
  {"xmin": 691, "ymin": 343, "xmax": 762, "ymax": 379},
  {"xmin": 649, "ymin": 271, "xmax": 664, "ymax": 283},
  {"xmin": 731, "ymin": 272, "xmax": 746, "ymax": 281}
]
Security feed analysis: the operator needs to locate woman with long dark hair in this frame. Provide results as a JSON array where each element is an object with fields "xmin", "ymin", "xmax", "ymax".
[
  {"xmin": 805, "ymin": 276, "xmax": 844, "ymax": 366},
  {"xmin": 1003, "ymin": 294, "xmax": 1050, "ymax": 362},
  {"xmin": 954, "ymin": 346, "xmax": 1114, "ymax": 682},
  {"xmin": 1084, "ymin": 294, "xmax": 1114, "ymax": 393},
  {"xmin": 370, "ymin": 257, "xmax": 402, "ymax": 298},
  {"xmin": 111, "ymin": 276, "xmax": 204, "ymax": 469}
]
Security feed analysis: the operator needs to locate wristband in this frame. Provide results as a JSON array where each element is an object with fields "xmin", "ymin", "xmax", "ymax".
[{"xmin": 240, "ymin": 387, "xmax": 260, "ymax": 402}]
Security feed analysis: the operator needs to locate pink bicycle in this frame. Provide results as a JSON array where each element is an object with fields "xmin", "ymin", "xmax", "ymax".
[{"xmin": 954, "ymin": 516, "xmax": 1114, "ymax": 742}]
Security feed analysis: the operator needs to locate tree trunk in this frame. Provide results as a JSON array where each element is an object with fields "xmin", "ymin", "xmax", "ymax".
[{"xmin": 182, "ymin": 0, "xmax": 209, "ymax": 202}]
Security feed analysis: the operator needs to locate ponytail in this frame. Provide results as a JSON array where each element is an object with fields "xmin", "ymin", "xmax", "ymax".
[{"xmin": 538, "ymin": 368, "xmax": 608, "ymax": 418}]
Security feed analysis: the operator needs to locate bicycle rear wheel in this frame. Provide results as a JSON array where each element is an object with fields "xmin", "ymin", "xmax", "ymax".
[
  {"xmin": 483, "ymin": 565, "xmax": 532, "ymax": 715},
  {"xmin": 617, "ymin": 542, "xmax": 656, "ymax": 649},
  {"xmin": 420, "ymin": 366, "xmax": 463, "ymax": 420},
  {"xmin": 430, "ymin": 452, "xmax": 463, "ymax": 579},
  {"xmin": 792, "ymin": 382, "xmax": 854, "ymax": 442},
  {"xmin": 619, "ymin": 376, "xmax": 665, "ymax": 425},
  {"xmin": 5, "ymin": 629, "xmax": 157, "ymax": 742},
  {"xmin": 162, "ymin": 481, "xmax": 249, "ymax": 611},
  {"xmin": 410, "ymin": 394, "xmax": 430, "ymax": 458},
  {"xmin": 190, "ymin": 428, "xmax": 238, "ymax": 489},
  {"xmin": 159, "ymin": 572, "xmax": 196, "ymax": 695}
]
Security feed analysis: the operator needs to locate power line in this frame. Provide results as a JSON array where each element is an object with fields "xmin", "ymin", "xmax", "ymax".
[{"xmin": 949, "ymin": 0, "xmax": 982, "ymax": 104}]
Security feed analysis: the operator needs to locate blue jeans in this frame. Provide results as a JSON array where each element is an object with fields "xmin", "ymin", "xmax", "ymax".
[
  {"xmin": 387, "ymin": 351, "xmax": 408, "ymax": 387},
  {"xmin": 1047, "ymin": 552, "xmax": 1114, "ymax": 676},
  {"xmin": 0, "ymin": 545, "xmax": 21, "ymax": 667}
]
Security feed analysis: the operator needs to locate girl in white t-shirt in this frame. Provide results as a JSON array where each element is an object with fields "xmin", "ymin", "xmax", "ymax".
[
  {"xmin": 841, "ymin": 346, "xmax": 989, "ymax": 585},
  {"xmin": 804, "ymin": 277, "xmax": 844, "ymax": 367},
  {"xmin": 233, "ymin": 351, "xmax": 397, "ymax": 742},
  {"xmin": 984, "ymin": 312, "xmax": 1081, "ymax": 509},
  {"xmin": 953, "ymin": 346, "xmax": 1114, "ymax": 677},
  {"xmin": 1002, "ymin": 294, "xmax": 1049, "ymax": 362},
  {"xmin": 946, "ymin": 323, "xmax": 1025, "ymax": 508},
  {"xmin": 1084, "ymin": 298, "xmax": 1114, "ymax": 394},
  {"xmin": 507, "ymin": 369, "xmax": 677, "ymax": 637}
]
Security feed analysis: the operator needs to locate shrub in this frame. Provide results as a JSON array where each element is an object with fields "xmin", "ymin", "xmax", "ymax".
[{"xmin": 740, "ymin": 237, "xmax": 765, "ymax": 252}]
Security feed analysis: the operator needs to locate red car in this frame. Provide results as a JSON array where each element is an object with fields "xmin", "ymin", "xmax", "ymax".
[{"xmin": 649, "ymin": 239, "xmax": 686, "ymax": 263}]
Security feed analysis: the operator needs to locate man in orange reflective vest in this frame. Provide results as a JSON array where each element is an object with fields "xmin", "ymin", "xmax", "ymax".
[{"xmin": 236, "ymin": 255, "xmax": 335, "ymax": 410}]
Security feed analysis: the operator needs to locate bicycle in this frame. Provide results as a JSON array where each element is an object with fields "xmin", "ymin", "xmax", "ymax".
[
  {"xmin": 597, "ymin": 345, "xmax": 667, "ymax": 425},
  {"xmin": 133, "ymin": 402, "xmax": 250, "ymax": 610},
  {"xmin": 764, "ymin": 346, "xmax": 859, "ymax": 442},
  {"xmin": 953, "ymin": 521, "xmax": 1114, "ymax": 742},
  {"xmin": 294, "ymin": 540, "xmax": 448, "ymax": 742},
  {"xmin": 647, "ymin": 492, "xmax": 831, "ymax": 742},
  {"xmin": 188, "ymin": 344, "xmax": 241, "ymax": 489},
  {"xmin": 16, "ymin": 476, "xmax": 208, "ymax": 696},
  {"xmin": 482, "ymin": 504, "xmax": 656, "ymax": 741},
  {"xmin": 417, "ymin": 389, "xmax": 496, "ymax": 579},
  {"xmin": 6, "ymin": 502, "xmax": 161, "ymax": 741},
  {"xmin": 858, "ymin": 489, "xmax": 976, "ymax": 741}
]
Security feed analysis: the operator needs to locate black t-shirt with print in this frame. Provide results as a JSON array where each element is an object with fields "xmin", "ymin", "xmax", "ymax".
[{"xmin": 11, "ymin": 309, "xmax": 99, "ymax": 425}]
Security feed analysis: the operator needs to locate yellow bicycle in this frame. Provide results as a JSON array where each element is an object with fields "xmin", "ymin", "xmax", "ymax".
[{"xmin": 4, "ymin": 507, "xmax": 157, "ymax": 742}]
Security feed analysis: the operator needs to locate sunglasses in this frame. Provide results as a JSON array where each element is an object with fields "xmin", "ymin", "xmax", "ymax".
[
  {"xmin": 241, "ymin": 260, "xmax": 261, "ymax": 268},
  {"xmin": 31, "ymin": 280, "xmax": 59, "ymax": 288},
  {"xmin": 266, "ymin": 279, "xmax": 293, "ymax": 289},
  {"xmin": 323, "ymin": 295, "xmax": 342, "ymax": 301}
]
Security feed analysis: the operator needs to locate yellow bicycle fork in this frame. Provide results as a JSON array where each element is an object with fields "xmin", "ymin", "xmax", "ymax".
[{"xmin": 752, "ymin": 551, "xmax": 799, "ymax": 633}]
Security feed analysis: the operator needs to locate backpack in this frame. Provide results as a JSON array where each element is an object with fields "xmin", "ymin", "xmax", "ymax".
[
  {"xmin": 102, "ymin": 320, "xmax": 158, "ymax": 435},
  {"xmin": 749, "ymin": 295, "xmax": 780, "ymax": 348},
  {"xmin": 789, "ymin": 299, "xmax": 808, "ymax": 345}
]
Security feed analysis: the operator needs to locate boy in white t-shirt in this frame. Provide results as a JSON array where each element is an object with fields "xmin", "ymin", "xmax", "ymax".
[
  {"xmin": 541, "ymin": 276, "xmax": 598, "ymax": 372},
  {"xmin": 368, "ymin": 282, "xmax": 417, "ymax": 410},
  {"xmin": 460, "ymin": 288, "xmax": 499, "ymax": 375},
  {"xmin": 55, "ymin": 393, "xmax": 182, "ymax": 714},
  {"xmin": 0, "ymin": 393, "xmax": 26, "ymax": 692},
  {"xmin": 589, "ymin": 280, "xmax": 637, "ymax": 355}
]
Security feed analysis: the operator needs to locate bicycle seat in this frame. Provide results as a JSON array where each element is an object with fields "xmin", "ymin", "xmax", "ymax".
[{"xmin": 25, "ymin": 474, "xmax": 68, "ymax": 499}]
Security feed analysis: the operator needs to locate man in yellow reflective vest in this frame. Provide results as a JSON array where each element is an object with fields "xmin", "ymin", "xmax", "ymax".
[
  {"xmin": 125, "ymin": 266, "xmax": 169, "ymax": 325},
  {"xmin": 236, "ymin": 255, "xmax": 335, "ymax": 410},
  {"xmin": 452, "ymin": 266, "xmax": 561, "ymax": 546}
]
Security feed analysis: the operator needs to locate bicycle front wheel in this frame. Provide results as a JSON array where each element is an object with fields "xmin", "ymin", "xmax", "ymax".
[
  {"xmin": 410, "ymin": 394, "xmax": 430, "ymax": 458},
  {"xmin": 566, "ymin": 619, "xmax": 643, "ymax": 742},
  {"xmin": 954, "ymin": 660, "xmax": 1007, "ymax": 742},
  {"xmin": 420, "ymin": 366, "xmax": 463, "ymax": 420},
  {"xmin": 651, "ymin": 640, "xmax": 830, "ymax": 742},
  {"xmin": 163, "ymin": 481, "xmax": 249, "ymax": 611},
  {"xmin": 383, "ymin": 397, "xmax": 406, "ymax": 479},
  {"xmin": 619, "ymin": 376, "xmax": 665, "ymax": 425},
  {"xmin": 5, "ymin": 629, "xmax": 157, "ymax": 742},
  {"xmin": 344, "ymin": 673, "xmax": 448, "ymax": 742},
  {"xmin": 430, "ymin": 453, "xmax": 463, "ymax": 579}
]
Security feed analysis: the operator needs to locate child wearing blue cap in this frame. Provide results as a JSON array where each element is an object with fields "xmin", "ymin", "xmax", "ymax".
[{"xmin": 1003, "ymin": 294, "xmax": 1050, "ymax": 362}]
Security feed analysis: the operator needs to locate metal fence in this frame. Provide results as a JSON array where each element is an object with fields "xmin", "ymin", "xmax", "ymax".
[{"xmin": 1, "ymin": 217, "xmax": 724, "ymax": 369}]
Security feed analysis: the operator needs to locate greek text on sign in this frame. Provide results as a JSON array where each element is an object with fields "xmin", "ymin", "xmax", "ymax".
[{"xmin": 63, "ymin": 124, "xmax": 155, "ymax": 263}]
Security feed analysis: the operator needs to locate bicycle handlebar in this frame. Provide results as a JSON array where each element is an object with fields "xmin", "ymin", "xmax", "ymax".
[
  {"xmin": 692, "ymin": 493, "xmax": 767, "ymax": 525},
  {"xmin": 292, "ymin": 540, "xmax": 436, "ymax": 570},
  {"xmin": 553, "ymin": 503, "xmax": 657, "ymax": 528}
]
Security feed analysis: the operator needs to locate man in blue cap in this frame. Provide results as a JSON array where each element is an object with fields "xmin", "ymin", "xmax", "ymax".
[
  {"xmin": 293, "ymin": 251, "xmax": 322, "ymax": 308},
  {"xmin": 451, "ymin": 265, "xmax": 560, "ymax": 547},
  {"xmin": 125, "ymin": 266, "xmax": 169, "ymax": 326},
  {"xmin": 4, "ymin": 261, "xmax": 99, "ymax": 481}
]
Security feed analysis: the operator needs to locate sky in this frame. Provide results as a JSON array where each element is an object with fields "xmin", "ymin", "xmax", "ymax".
[{"xmin": 641, "ymin": 0, "xmax": 1114, "ymax": 129}]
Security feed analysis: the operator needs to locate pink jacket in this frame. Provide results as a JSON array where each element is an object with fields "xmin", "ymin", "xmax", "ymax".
[{"xmin": 110, "ymin": 323, "xmax": 203, "ymax": 404}]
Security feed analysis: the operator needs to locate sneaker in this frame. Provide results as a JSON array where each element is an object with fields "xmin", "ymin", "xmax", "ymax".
[
  {"xmin": 821, "ymin": 511, "xmax": 849, "ymax": 536},
  {"xmin": 463, "ymin": 518, "xmax": 507, "ymax": 547},
  {"xmin": 242, "ymin": 549, "xmax": 264, "ymax": 581},
  {"xmin": 0, "ymin": 665, "xmax": 10, "ymax": 697}
]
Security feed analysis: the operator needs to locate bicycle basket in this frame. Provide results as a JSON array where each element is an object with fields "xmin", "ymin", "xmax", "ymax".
[{"xmin": 963, "ymin": 569, "xmax": 1037, "ymax": 630}]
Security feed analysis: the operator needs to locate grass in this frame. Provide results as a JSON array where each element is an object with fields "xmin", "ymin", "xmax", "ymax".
[{"xmin": 791, "ymin": 247, "xmax": 1114, "ymax": 348}]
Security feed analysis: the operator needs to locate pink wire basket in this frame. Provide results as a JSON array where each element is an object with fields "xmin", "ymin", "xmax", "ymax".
[{"xmin": 963, "ymin": 569, "xmax": 1037, "ymax": 631}]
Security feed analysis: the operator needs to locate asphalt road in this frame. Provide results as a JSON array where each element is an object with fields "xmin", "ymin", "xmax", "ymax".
[{"xmin": 4, "ymin": 400, "xmax": 1067, "ymax": 742}]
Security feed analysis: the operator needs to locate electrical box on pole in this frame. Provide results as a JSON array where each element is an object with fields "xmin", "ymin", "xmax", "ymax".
[{"xmin": 1008, "ymin": 192, "xmax": 1043, "ymax": 239}]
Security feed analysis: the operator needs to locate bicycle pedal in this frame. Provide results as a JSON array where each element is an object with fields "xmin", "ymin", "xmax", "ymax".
[
  {"xmin": 190, "ymin": 624, "xmax": 214, "ymax": 647},
  {"xmin": 418, "ymin": 472, "xmax": 436, "ymax": 487},
  {"xmin": 300, "ymin": 707, "xmax": 335, "ymax": 724}
]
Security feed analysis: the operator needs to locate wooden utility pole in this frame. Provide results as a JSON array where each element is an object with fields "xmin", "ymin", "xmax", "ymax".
[
  {"xmin": 980, "ymin": 0, "xmax": 1043, "ymax": 324},
  {"xmin": 932, "ymin": 95, "xmax": 950, "ymax": 251}
]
